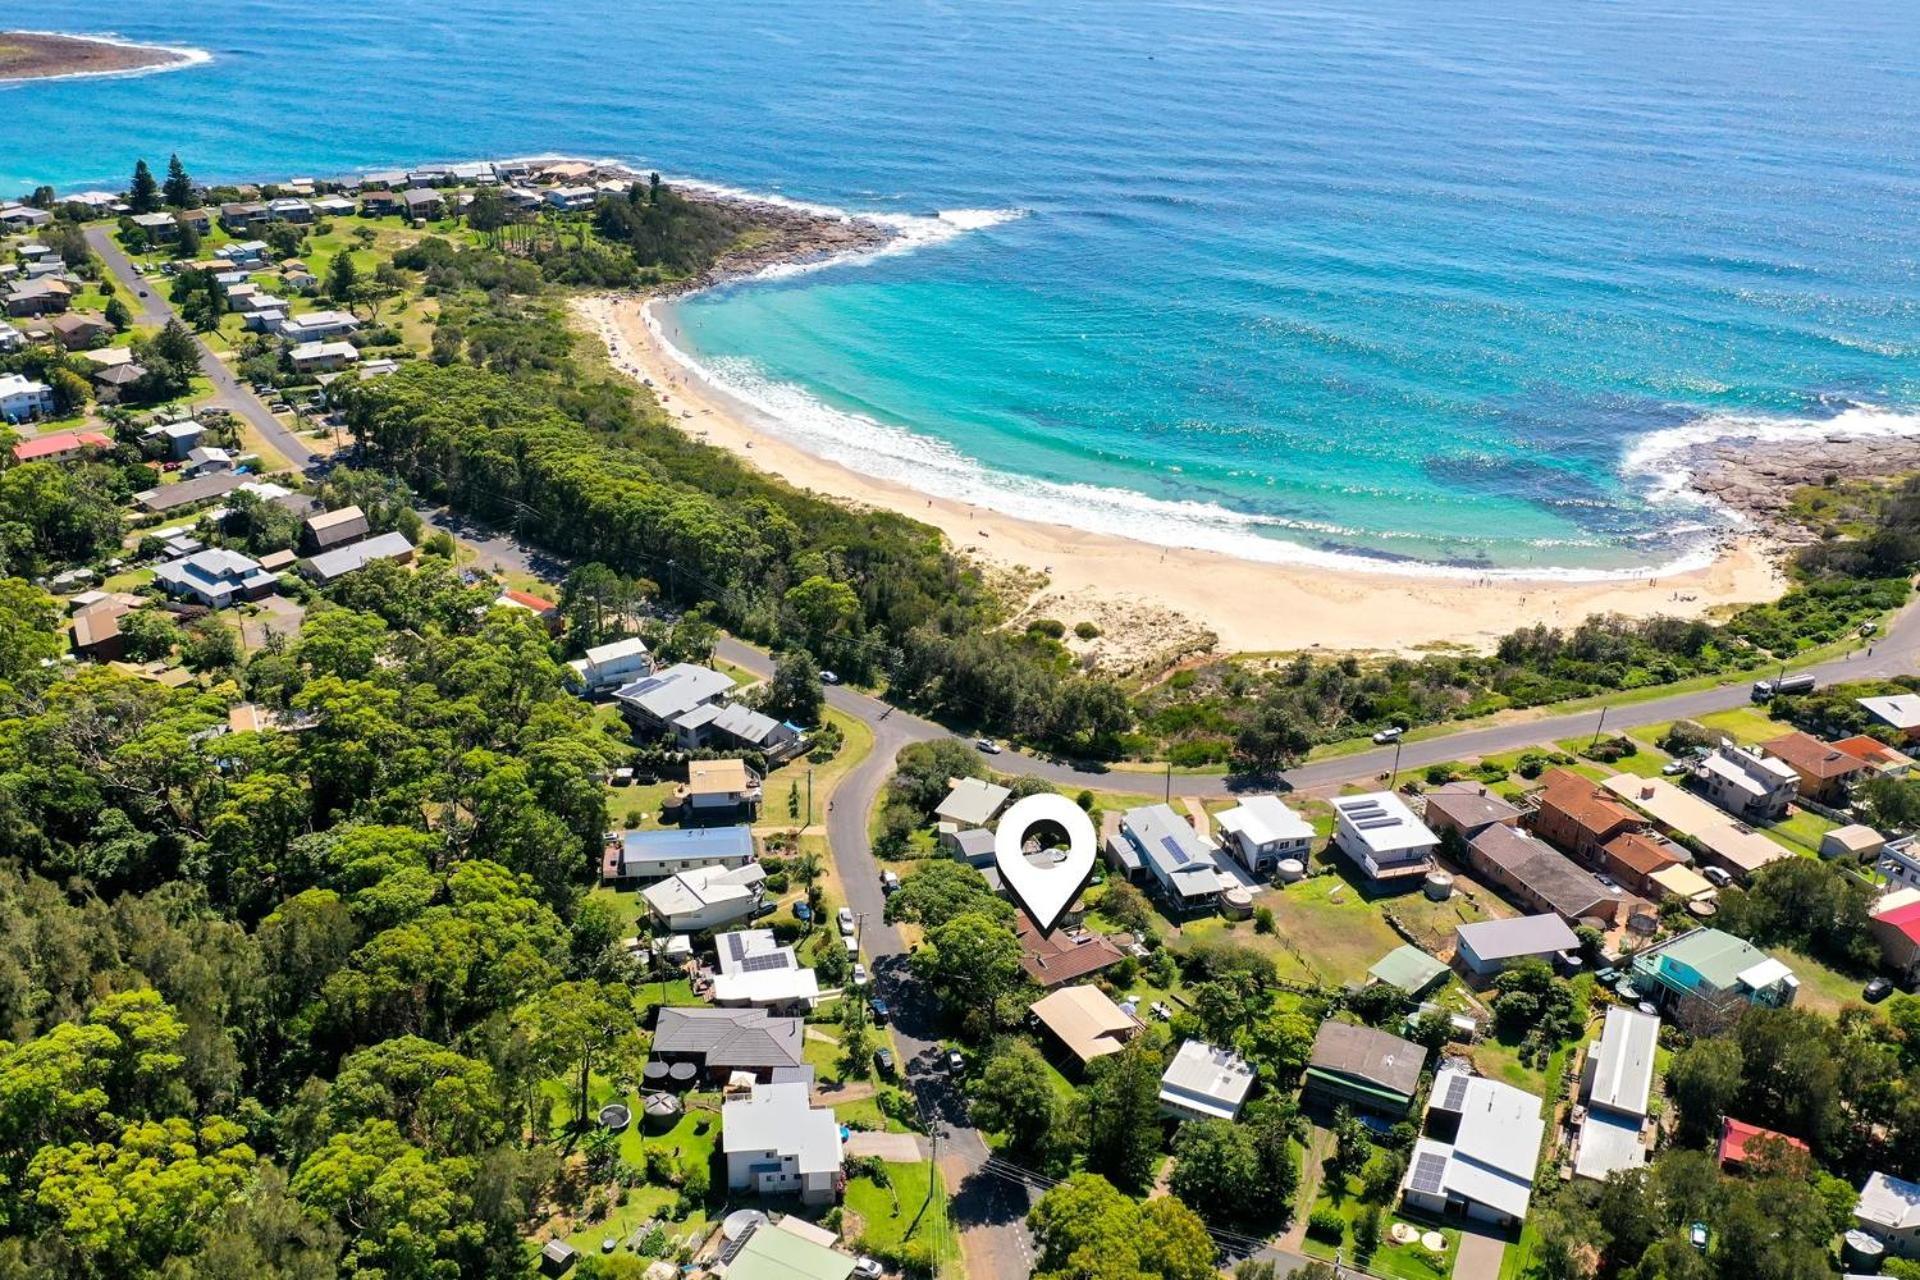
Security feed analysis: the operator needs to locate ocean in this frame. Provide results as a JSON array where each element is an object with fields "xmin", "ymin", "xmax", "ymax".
[{"xmin": 6, "ymin": 0, "xmax": 1919, "ymax": 576}]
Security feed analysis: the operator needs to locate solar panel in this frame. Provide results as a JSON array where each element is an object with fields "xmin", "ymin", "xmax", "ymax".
[
  {"xmin": 1442, "ymin": 1073, "xmax": 1471, "ymax": 1110},
  {"xmin": 1410, "ymin": 1152, "xmax": 1448, "ymax": 1195},
  {"xmin": 740, "ymin": 951, "xmax": 790, "ymax": 974},
  {"xmin": 1160, "ymin": 834, "xmax": 1191, "ymax": 866}
]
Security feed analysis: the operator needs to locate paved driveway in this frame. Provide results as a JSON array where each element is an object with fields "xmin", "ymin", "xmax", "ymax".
[{"xmin": 843, "ymin": 1132, "xmax": 929, "ymax": 1162}]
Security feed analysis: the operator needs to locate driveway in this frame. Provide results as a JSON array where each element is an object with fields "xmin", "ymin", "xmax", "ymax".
[
  {"xmin": 843, "ymin": 1132, "xmax": 928, "ymax": 1162},
  {"xmin": 84, "ymin": 225, "xmax": 317, "ymax": 471},
  {"xmin": 1454, "ymin": 1226, "xmax": 1509, "ymax": 1280}
]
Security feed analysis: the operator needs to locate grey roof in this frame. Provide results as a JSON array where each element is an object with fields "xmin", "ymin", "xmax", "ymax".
[
  {"xmin": 721, "ymin": 1081, "xmax": 841, "ymax": 1175},
  {"xmin": 1574, "ymin": 1107, "xmax": 1647, "ymax": 1182},
  {"xmin": 1469, "ymin": 825, "xmax": 1621, "ymax": 921},
  {"xmin": 1159, "ymin": 1040, "xmax": 1255, "ymax": 1119},
  {"xmin": 1121, "ymin": 804, "xmax": 1224, "ymax": 899},
  {"xmin": 1424, "ymin": 784, "xmax": 1522, "ymax": 832},
  {"xmin": 154, "ymin": 547, "xmax": 277, "ymax": 598},
  {"xmin": 952, "ymin": 827, "xmax": 997, "ymax": 862},
  {"xmin": 1587, "ymin": 1007, "xmax": 1659, "ymax": 1118},
  {"xmin": 1308, "ymin": 1021, "xmax": 1427, "ymax": 1098},
  {"xmin": 711, "ymin": 701, "xmax": 782, "ymax": 745},
  {"xmin": 1858, "ymin": 1171, "xmax": 1920, "ymax": 1233},
  {"xmin": 652, "ymin": 1006, "xmax": 804, "ymax": 1070},
  {"xmin": 136, "ymin": 471, "xmax": 248, "ymax": 511},
  {"xmin": 303, "ymin": 530, "xmax": 413, "ymax": 581},
  {"xmin": 614, "ymin": 663, "xmax": 734, "ymax": 724},
  {"xmin": 1456, "ymin": 913, "xmax": 1580, "ymax": 962},
  {"xmin": 936, "ymin": 777, "xmax": 1012, "ymax": 827}
]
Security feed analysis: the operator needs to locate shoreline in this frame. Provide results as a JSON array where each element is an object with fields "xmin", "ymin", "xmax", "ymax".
[
  {"xmin": 580, "ymin": 292, "xmax": 1789, "ymax": 662},
  {"xmin": 0, "ymin": 31, "xmax": 208, "ymax": 85}
]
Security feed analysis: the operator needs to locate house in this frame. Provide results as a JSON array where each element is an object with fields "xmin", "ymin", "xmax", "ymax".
[
  {"xmin": 90, "ymin": 361, "xmax": 147, "ymax": 402},
  {"xmin": 1215, "ymin": 794, "xmax": 1314, "ymax": 878},
  {"xmin": 289, "ymin": 340, "xmax": 359, "ymax": 373},
  {"xmin": 1597, "ymin": 831, "xmax": 1686, "ymax": 900},
  {"xmin": 710, "ymin": 929, "xmax": 819, "ymax": 1013},
  {"xmin": 568, "ymin": 636, "xmax": 654, "ymax": 692},
  {"xmin": 1403, "ymin": 1068, "xmax": 1545, "ymax": 1226},
  {"xmin": 678, "ymin": 759, "xmax": 763, "ymax": 824},
  {"xmin": 301, "ymin": 530, "xmax": 415, "ymax": 583},
  {"xmin": 1573, "ymin": 1008, "xmax": 1657, "ymax": 1181},
  {"xmin": 0, "ymin": 323, "xmax": 22, "ymax": 352},
  {"xmin": 0, "ymin": 376, "xmax": 59, "ymax": 425},
  {"xmin": 1330, "ymin": 792, "xmax": 1439, "ymax": 884},
  {"xmin": 359, "ymin": 190, "xmax": 404, "ymax": 216},
  {"xmin": 1762, "ymin": 731, "xmax": 1867, "ymax": 804},
  {"xmin": 1648, "ymin": 862, "xmax": 1718, "ymax": 903},
  {"xmin": 267, "ymin": 197, "xmax": 315, "ymax": 223},
  {"xmin": 946, "ymin": 826, "xmax": 997, "ymax": 867},
  {"xmin": 1369, "ymin": 944, "xmax": 1451, "ymax": 998},
  {"xmin": 219, "ymin": 201, "xmax": 272, "ymax": 234},
  {"xmin": 184, "ymin": 446, "xmax": 235, "ymax": 476},
  {"xmin": 705, "ymin": 702, "xmax": 805, "ymax": 761},
  {"xmin": 641, "ymin": 862, "xmax": 766, "ymax": 931},
  {"xmin": 1856, "ymin": 1172, "xmax": 1920, "ymax": 1259},
  {"xmin": 5, "ymin": 277, "xmax": 72, "ymax": 316},
  {"xmin": 1453, "ymin": 914, "xmax": 1579, "ymax": 978},
  {"xmin": 722, "ymin": 1081, "xmax": 843, "ymax": 1205},
  {"xmin": 1602, "ymin": 775, "xmax": 1793, "ymax": 881},
  {"xmin": 1159, "ymin": 1040, "xmax": 1256, "ymax": 1123},
  {"xmin": 1859, "ymin": 694, "xmax": 1920, "ymax": 743},
  {"xmin": 1016, "ymin": 911, "xmax": 1124, "ymax": 988},
  {"xmin": 276, "ymin": 310, "xmax": 360, "ymax": 342},
  {"xmin": 134, "ymin": 470, "xmax": 248, "ymax": 512},
  {"xmin": 0, "ymin": 204, "xmax": 54, "ymax": 229},
  {"xmin": 131, "ymin": 210, "xmax": 184, "ymax": 241},
  {"xmin": 1465, "ymin": 825, "xmax": 1624, "ymax": 924},
  {"xmin": 70, "ymin": 599, "xmax": 137, "ymax": 660},
  {"xmin": 651, "ymin": 1006, "xmax": 806, "ymax": 1083},
  {"xmin": 1697, "ymin": 744, "xmax": 1799, "ymax": 822},
  {"xmin": 724, "ymin": 1218, "xmax": 858, "ymax": 1280},
  {"xmin": 495, "ymin": 588, "xmax": 560, "ymax": 627},
  {"xmin": 935, "ymin": 777, "xmax": 1012, "ymax": 829},
  {"xmin": 49, "ymin": 311, "xmax": 112, "ymax": 347},
  {"xmin": 613, "ymin": 662, "xmax": 734, "ymax": 737},
  {"xmin": 1868, "ymin": 890, "xmax": 1920, "ymax": 987},
  {"xmin": 1303, "ymin": 1021, "xmax": 1428, "ymax": 1117},
  {"xmin": 1884, "ymin": 839, "xmax": 1920, "ymax": 894},
  {"xmin": 302, "ymin": 504, "xmax": 370, "ymax": 552},
  {"xmin": 544, "ymin": 185, "xmax": 599, "ymax": 211},
  {"xmin": 1532, "ymin": 768, "xmax": 1644, "ymax": 863},
  {"xmin": 1822, "ymin": 823, "xmax": 1886, "ymax": 862},
  {"xmin": 1831, "ymin": 735, "xmax": 1916, "ymax": 778},
  {"xmin": 400, "ymin": 188, "xmax": 445, "ymax": 220},
  {"xmin": 1716, "ymin": 1117, "xmax": 1808, "ymax": 1171},
  {"xmin": 1630, "ymin": 929, "xmax": 1798, "ymax": 1030},
  {"xmin": 1112, "ymin": 804, "xmax": 1227, "ymax": 916},
  {"xmin": 1422, "ymin": 783, "xmax": 1523, "ymax": 842},
  {"xmin": 1028, "ymin": 985, "xmax": 1142, "ymax": 1067},
  {"xmin": 216, "ymin": 240, "xmax": 270, "ymax": 268},
  {"xmin": 154, "ymin": 548, "xmax": 278, "ymax": 608},
  {"xmin": 601, "ymin": 823, "xmax": 756, "ymax": 883}
]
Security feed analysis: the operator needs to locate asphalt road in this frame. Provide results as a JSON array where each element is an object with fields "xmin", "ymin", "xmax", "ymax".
[{"xmin": 83, "ymin": 225, "xmax": 317, "ymax": 468}]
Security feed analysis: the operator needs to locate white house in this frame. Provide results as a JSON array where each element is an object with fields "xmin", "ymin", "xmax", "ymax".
[
  {"xmin": 289, "ymin": 340, "xmax": 359, "ymax": 373},
  {"xmin": 0, "ymin": 373, "xmax": 55, "ymax": 423},
  {"xmin": 1215, "ymin": 794, "xmax": 1313, "ymax": 878},
  {"xmin": 1403, "ymin": 1067, "xmax": 1545, "ymax": 1226},
  {"xmin": 1696, "ymin": 744, "xmax": 1798, "ymax": 823},
  {"xmin": 568, "ymin": 636, "xmax": 654, "ymax": 693},
  {"xmin": 936, "ymin": 777, "xmax": 1012, "ymax": 829},
  {"xmin": 1111, "ymin": 804, "xmax": 1226, "ymax": 917},
  {"xmin": 1331, "ymin": 792, "xmax": 1439, "ymax": 884},
  {"xmin": 722, "ymin": 1081, "xmax": 843, "ymax": 1205},
  {"xmin": 1454, "ymin": 914, "xmax": 1579, "ymax": 978},
  {"xmin": 544, "ymin": 185, "xmax": 599, "ymax": 211},
  {"xmin": 154, "ymin": 548, "xmax": 278, "ymax": 608},
  {"xmin": 711, "ymin": 928, "xmax": 820, "ymax": 1012},
  {"xmin": 274, "ymin": 309, "xmax": 360, "ymax": 342},
  {"xmin": 600, "ymin": 823, "xmax": 756, "ymax": 883},
  {"xmin": 1573, "ymin": 1007, "xmax": 1658, "ymax": 1181},
  {"xmin": 642, "ymin": 862, "xmax": 766, "ymax": 932},
  {"xmin": 1158, "ymin": 1040, "xmax": 1256, "ymax": 1123},
  {"xmin": 1855, "ymin": 1171, "xmax": 1920, "ymax": 1259}
]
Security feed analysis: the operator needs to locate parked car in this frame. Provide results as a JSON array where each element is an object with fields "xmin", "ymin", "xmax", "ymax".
[
  {"xmin": 869, "ymin": 997, "xmax": 890, "ymax": 1023},
  {"xmin": 1689, "ymin": 1223, "xmax": 1709, "ymax": 1252},
  {"xmin": 1661, "ymin": 760, "xmax": 1688, "ymax": 776},
  {"xmin": 1701, "ymin": 866, "xmax": 1733, "ymax": 888},
  {"xmin": 853, "ymin": 1257, "xmax": 884, "ymax": 1279},
  {"xmin": 852, "ymin": 963, "xmax": 870, "ymax": 987},
  {"xmin": 819, "ymin": 670, "xmax": 841, "ymax": 685},
  {"xmin": 974, "ymin": 737, "xmax": 1002, "ymax": 755},
  {"xmin": 1865, "ymin": 976, "xmax": 1895, "ymax": 1003},
  {"xmin": 880, "ymin": 869, "xmax": 900, "ymax": 894},
  {"xmin": 946, "ymin": 1048, "xmax": 965, "ymax": 1073},
  {"xmin": 837, "ymin": 906, "xmax": 856, "ymax": 934},
  {"xmin": 843, "ymin": 933, "xmax": 860, "ymax": 956},
  {"xmin": 872, "ymin": 1049, "xmax": 895, "ymax": 1078},
  {"xmin": 1372, "ymin": 726, "xmax": 1404, "ymax": 745}
]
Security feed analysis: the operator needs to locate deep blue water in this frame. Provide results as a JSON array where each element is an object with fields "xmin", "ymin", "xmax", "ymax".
[{"xmin": 7, "ymin": 0, "xmax": 1920, "ymax": 573}]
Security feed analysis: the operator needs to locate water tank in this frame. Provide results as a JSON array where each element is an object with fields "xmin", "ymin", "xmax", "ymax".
[
  {"xmin": 1424, "ymin": 871, "xmax": 1455, "ymax": 901},
  {"xmin": 666, "ymin": 1061, "xmax": 697, "ymax": 1088},
  {"xmin": 1220, "ymin": 886, "xmax": 1254, "ymax": 919},
  {"xmin": 1843, "ymin": 1230, "xmax": 1885, "ymax": 1271},
  {"xmin": 642, "ymin": 1091, "xmax": 684, "ymax": 1134},
  {"xmin": 1276, "ymin": 859, "xmax": 1306, "ymax": 884}
]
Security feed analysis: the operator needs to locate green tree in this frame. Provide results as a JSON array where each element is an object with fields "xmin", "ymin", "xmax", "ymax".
[
  {"xmin": 514, "ymin": 980, "xmax": 644, "ymax": 1130},
  {"xmin": 326, "ymin": 1036, "xmax": 503, "ymax": 1157},
  {"xmin": 969, "ymin": 1041, "xmax": 1068, "ymax": 1165},
  {"xmin": 887, "ymin": 859, "xmax": 1012, "ymax": 929},
  {"xmin": 103, "ymin": 294, "xmax": 132, "ymax": 331},
  {"xmin": 291, "ymin": 1118, "xmax": 483, "ymax": 1280},
  {"xmin": 1667, "ymin": 1035, "xmax": 1744, "ymax": 1145},
  {"xmin": 1029, "ymin": 1174, "xmax": 1216, "ymax": 1280},
  {"xmin": 910, "ymin": 911, "xmax": 1027, "ymax": 1035},
  {"xmin": 118, "ymin": 607, "xmax": 184, "ymax": 662},
  {"xmin": 764, "ymin": 649, "xmax": 826, "ymax": 726},
  {"xmin": 128, "ymin": 159, "xmax": 161, "ymax": 214},
  {"xmin": 163, "ymin": 154, "xmax": 196, "ymax": 208},
  {"xmin": 326, "ymin": 251, "xmax": 360, "ymax": 307},
  {"xmin": 1169, "ymin": 1118, "xmax": 1265, "ymax": 1225},
  {"xmin": 1083, "ymin": 1040, "xmax": 1164, "ymax": 1193},
  {"xmin": 176, "ymin": 217, "xmax": 203, "ymax": 258}
]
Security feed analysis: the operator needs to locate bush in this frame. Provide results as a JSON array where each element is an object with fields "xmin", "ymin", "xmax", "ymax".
[
  {"xmin": 1354, "ymin": 1205, "xmax": 1382, "ymax": 1261},
  {"xmin": 1254, "ymin": 906, "xmax": 1275, "ymax": 934},
  {"xmin": 1027, "ymin": 618, "xmax": 1067, "ymax": 639},
  {"xmin": 1516, "ymin": 751, "xmax": 1548, "ymax": 779},
  {"xmin": 1424, "ymin": 764, "xmax": 1454, "ymax": 786},
  {"xmin": 1074, "ymin": 621, "xmax": 1101, "ymax": 640},
  {"xmin": 1306, "ymin": 1206, "xmax": 1346, "ymax": 1244},
  {"xmin": 763, "ymin": 871, "xmax": 790, "ymax": 894},
  {"xmin": 623, "ymin": 808, "xmax": 643, "ymax": 829}
]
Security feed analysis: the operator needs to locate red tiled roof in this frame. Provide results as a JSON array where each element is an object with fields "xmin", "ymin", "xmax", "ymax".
[
  {"xmin": 1831, "ymin": 736, "xmax": 1913, "ymax": 769},
  {"xmin": 1602, "ymin": 831, "xmax": 1682, "ymax": 878},
  {"xmin": 1717, "ymin": 1117, "xmax": 1808, "ymax": 1167},
  {"xmin": 500, "ymin": 588, "xmax": 558, "ymax": 613},
  {"xmin": 1762, "ymin": 732, "xmax": 1866, "ymax": 782},
  {"xmin": 1540, "ymin": 768, "xmax": 1641, "ymax": 837},
  {"xmin": 1873, "ymin": 899, "xmax": 1920, "ymax": 944},
  {"xmin": 12, "ymin": 430, "xmax": 110, "ymax": 461},
  {"xmin": 1016, "ymin": 912, "xmax": 1124, "ymax": 988}
]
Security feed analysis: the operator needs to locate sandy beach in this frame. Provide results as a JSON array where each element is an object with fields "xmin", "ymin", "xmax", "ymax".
[
  {"xmin": 0, "ymin": 32, "xmax": 202, "ymax": 83},
  {"xmin": 578, "ymin": 294, "xmax": 1787, "ymax": 663}
]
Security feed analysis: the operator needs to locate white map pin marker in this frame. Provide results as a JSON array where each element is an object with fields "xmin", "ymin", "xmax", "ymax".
[{"xmin": 994, "ymin": 792, "xmax": 1098, "ymax": 935}]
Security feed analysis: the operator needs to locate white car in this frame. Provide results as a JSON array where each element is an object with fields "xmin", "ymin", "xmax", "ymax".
[
  {"xmin": 1372, "ymin": 726, "xmax": 1404, "ymax": 745},
  {"xmin": 819, "ymin": 670, "xmax": 841, "ymax": 685},
  {"xmin": 1701, "ymin": 866, "xmax": 1733, "ymax": 888},
  {"xmin": 974, "ymin": 737, "xmax": 1002, "ymax": 755},
  {"xmin": 852, "ymin": 963, "xmax": 869, "ymax": 987},
  {"xmin": 853, "ymin": 1259, "xmax": 883, "ymax": 1280},
  {"xmin": 837, "ymin": 906, "xmax": 856, "ymax": 934}
]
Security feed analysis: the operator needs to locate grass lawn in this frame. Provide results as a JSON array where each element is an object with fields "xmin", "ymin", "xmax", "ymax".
[
  {"xmin": 1773, "ymin": 945, "xmax": 1870, "ymax": 1015},
  {"xmin": 844, "ymin": 1159, "xmax": 953, "ymax": 1263},
  {"xmin": 1304, "ymin": 1174, "xmax": 1460, "ymax": 1280},
  {"xmin": 539, "ymin": 1076, "xmax": 720, "ymax": 1263},
  {"xmin": 1179, "ymin": 870, "xmax": 1402, "ymax": 988},
  {"xmin": 1696, "ymin": 706, "xmax": 1794, "ymax": 746},
  {"xmin": 1762, "ymin": 807, "xmax": 1838, "ymax": 857}
]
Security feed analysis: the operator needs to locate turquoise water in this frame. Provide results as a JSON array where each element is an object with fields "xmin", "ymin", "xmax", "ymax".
[{"xmin": 7, "ymin": 0, "xmax": 1920, "ymax": 573}]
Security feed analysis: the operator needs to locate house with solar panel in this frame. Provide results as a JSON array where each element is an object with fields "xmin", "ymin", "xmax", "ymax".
[
  {"xmin": 1572, "ymin": 1007, "xmax": 1657, "ymax": 1181},
  {"xmin": 1108, "ymin": 803, "xmax": 1228, "ymax": 917},
  {"xmin": 710, "ymin": 929, "xmax": 820, "ymax": 1013},
  {"xmin": 1403, "ymin": 1066, "xmax": 1546, "ymax": 1227},
  {"xmin": 1330, "ymin": 792, "xmax": 1439, "ymax": 886}
]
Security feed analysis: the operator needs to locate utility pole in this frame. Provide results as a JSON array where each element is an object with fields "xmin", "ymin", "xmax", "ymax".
[
  {"xmin": 1389, "ymin": 738, "xmax": 1404, "ymax": 790},
  {"xmin": 1589, "ymin": 704, "xmax": 1610, "ymax": 752},
  {"xmin": 1164, "ymin": 759, "xmax": 1172, "ymax": 803},
  {"xmin": 806, "ymin": 767, "xmax": 814, "ymax": 830}
]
